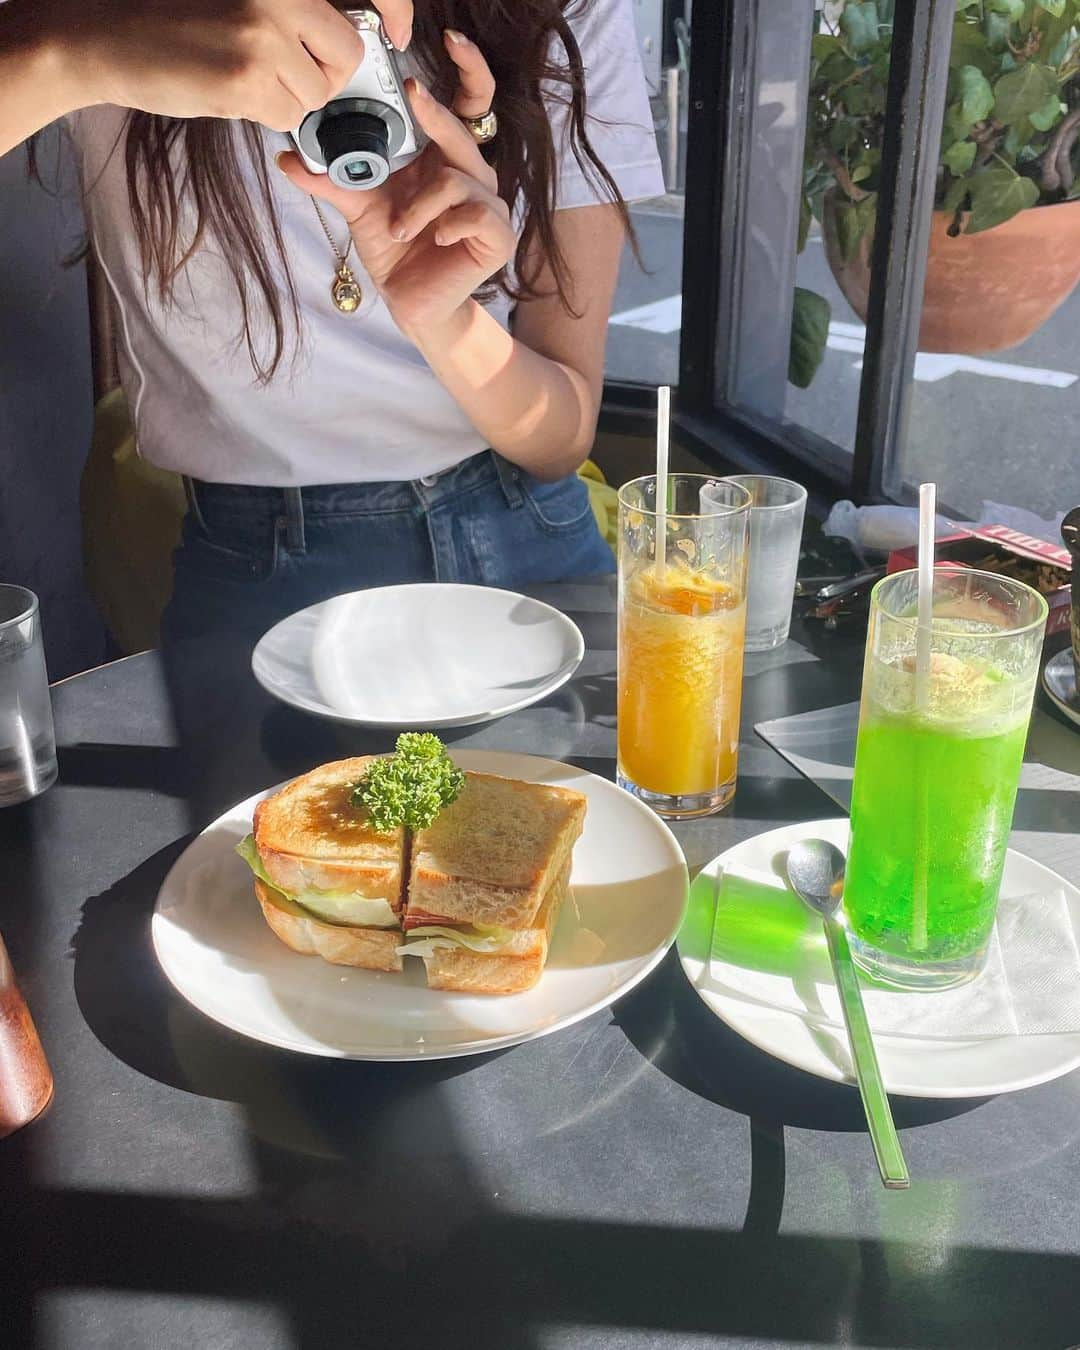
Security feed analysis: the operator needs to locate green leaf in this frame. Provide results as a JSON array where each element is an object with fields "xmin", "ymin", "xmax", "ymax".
[
  {"xmin": 788, "ymin": 288, "xmax": 831, "ymax": 390},
  {"xmin": 1003, "ymin": 116, "xmax": 1035, "ymax": 157},
  {"xmin": 943, "ymin": 176, "xmax": 970, "ymax": 214},
  {"xmin": 1040, "ymin": 0, "xmax": 1067, "ymax": 16},
  {"xmin": 832, "ymin": 193, "xmax": 876, "ymax": 262},
  {"xmin": 986, "ymin": 0, "xmax": 1024, "ymax": 18},
  {"xmin": 993, "ymin": 63, "xmax": 1058, "ymax": 123},
  {"xmin": 955, "ymin": 64, "xmax": 996, "ymax": 127},
  {"xmin": 983, "ymin": 11, "xmax": 1012, "ymax": 51},
  {"xmin": 833, "ymin": 199, "xmax": 861, "ymax": 261},
  {"xmin": 1029, "ymin": 92, "xmax": 1063, "ymax": 132},
  {"xmin": 811, "ymin": 34, "xmax": 843, "ymax": 63},
  {"xmin": 965, "ymin": 166, "xmax": 1040, "ymax": 232},
  {"xmin": 943, "ymin": 139, "xmax": 977, "ymax": 175},
  {"xmin": 828, "ymin": 117, "xmax": 859, "ymax": 152},
  {"xmin": 840, "ymin": 1, "xmax": 880, "ymax": 54},
  {"xmin": 1038, "ymin": 6, "xmax": 1077, "ymax": 59},
  {"xmin": 948, "ymin": 22, "xmax": 998, "ymax": 77},
  {"xmin": 797, "ymin": 194, "xmax": 812, "ymax": 253}
]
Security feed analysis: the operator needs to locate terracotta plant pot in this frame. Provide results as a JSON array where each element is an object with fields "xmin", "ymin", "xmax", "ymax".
[{"xmin": 821, "ymin": 191, "xmax": 1080, "ymax": 353}]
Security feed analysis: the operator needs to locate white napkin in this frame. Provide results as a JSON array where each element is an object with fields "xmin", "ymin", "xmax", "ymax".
[{"xmin": 709, "ymin": 865, "xmax": 1080, "ymax": 1039}]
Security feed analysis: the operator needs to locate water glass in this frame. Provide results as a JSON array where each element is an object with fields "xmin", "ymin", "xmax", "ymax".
[
  {"xmin": 704, "ymin": 476, "xmax": 807, "ymax": 651},
  {"xmin": 617, "ymin": 475, "xmax": 750, "ymax": 818},
  {"xmin": 0, "ymin": 586, "xmax": 58, "ymax": 807}
]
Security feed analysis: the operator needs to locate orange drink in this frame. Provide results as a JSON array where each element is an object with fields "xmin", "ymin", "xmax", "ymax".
[{"xmin": 617, "ymin": 476, "xmax": 750, "ymax": 818}]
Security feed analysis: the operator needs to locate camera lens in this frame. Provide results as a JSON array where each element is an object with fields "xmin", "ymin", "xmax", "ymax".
[{"xmin": 316, "ymin": 109, "xmax": 391, "ymax": 190}]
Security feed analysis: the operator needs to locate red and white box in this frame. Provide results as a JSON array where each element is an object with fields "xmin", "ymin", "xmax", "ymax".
[{"xmin": 887, "ymin": 524, "xmax": 1072, "ymax": 644}]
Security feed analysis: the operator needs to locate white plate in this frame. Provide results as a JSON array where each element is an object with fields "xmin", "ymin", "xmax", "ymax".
[
  {"xmin": 152, "ymin": 751, "xmax": 688, "ymax": 1061},
  {"xmin": 251, "ymin": 584, "xmax": 585, "ymax": 728},
  {"xmin": 677, "ymin": 818, "xmax": 1080, "ymax": 1098},
  {"xmin": 1043, "ymin": 648, "xmax": 1080, "ymax": 728}
]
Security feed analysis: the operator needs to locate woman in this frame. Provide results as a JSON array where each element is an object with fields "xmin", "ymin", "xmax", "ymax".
[{"xmin": 1, "ymin": 0, "xmax": 662, "ymax": 643}]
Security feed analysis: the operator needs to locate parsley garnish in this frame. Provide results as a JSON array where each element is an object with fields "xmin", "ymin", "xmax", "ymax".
[{"xmin": 351, "ymin": 732, "xmax": 466, "ymax": 833}]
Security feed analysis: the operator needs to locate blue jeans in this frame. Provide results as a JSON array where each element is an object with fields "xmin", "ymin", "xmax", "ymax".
[{"xmin": 161, "ymin": 450, "xmax": 614, "ymax": 645}]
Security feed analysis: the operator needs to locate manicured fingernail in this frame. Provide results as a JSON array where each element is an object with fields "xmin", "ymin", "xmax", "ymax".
[
  {"xmin": 410, "ymin": 77, "xmax": 431, "ymax": 101},
  {"xmin": 445, "ymin": 29, "xmax": 469, "ymax": 45},
  {"xmin": 434, "ymin": 231, "xmax": 445, "ymax": 245},
  {"xmin": 392, "ymin": 224, "xmax": 409, "ymax": 241},
  {"xmin": 274, "ymin": 151, "xmax": 289, "ymax": 173},
  {"xmin": 395, "ymin": 24, "xmax": 412, "ymax": 51}
]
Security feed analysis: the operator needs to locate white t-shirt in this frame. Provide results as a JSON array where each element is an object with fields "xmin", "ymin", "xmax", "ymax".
[{"xmin": 66, "ymin": 0, "xmax": 663, "ymax": 486}]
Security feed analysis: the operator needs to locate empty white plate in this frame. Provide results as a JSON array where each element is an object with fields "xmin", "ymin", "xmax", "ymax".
[
  {"xmin": 1043, "ymin": 648, "xmax": 1080, "ymax": 729},
  {"xmin": 151, "ymin": 750, "xmax": 689, "ymax": 1061},
  {"xmin": 251, "ymin": 584, "xmax": 585, "ymax": 727}
]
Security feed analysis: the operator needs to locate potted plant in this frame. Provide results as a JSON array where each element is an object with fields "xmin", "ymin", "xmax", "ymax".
[{"xmin": 790, "ymin": 0, "xmax": 1080, "ymax": 388}]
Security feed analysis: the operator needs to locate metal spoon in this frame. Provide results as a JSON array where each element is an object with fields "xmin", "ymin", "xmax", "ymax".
[{"xmin": 786, "ymin": 839, "xmax": 910, "ymax": 1189}]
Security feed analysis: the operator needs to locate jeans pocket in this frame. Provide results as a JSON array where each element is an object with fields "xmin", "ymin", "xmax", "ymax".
[
  {"xmin": 174, "ymin": 513, "xmax": 280, "ymax": 585},
  {"xmin": 518, "ymin": 472, "xmax": 595, "ymax": 535}
]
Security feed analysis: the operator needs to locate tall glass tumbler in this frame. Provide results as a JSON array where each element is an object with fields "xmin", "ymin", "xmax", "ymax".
[
  {"xmin": 704, "ymin": 476, "xmax": 807, "ymax": 651},
  {"xmin": 617, "ymin": 475, "xmax": 750, "ymax": 819},
  {"xmin": 844, "ymin": 567, "xmax": 1047, "ymax": 990},
  {"xmin": 0, "ymin": 587, "xmax": 58, "ymax": 807}
]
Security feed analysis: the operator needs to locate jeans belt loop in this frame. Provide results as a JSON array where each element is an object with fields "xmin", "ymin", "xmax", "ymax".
[
  {"xmin": 282, "ymin": 487, "xmax": 307, "ymax": 554},
  {"xmin": 182, "ymin": 475, "xmax": 210, "ymax": 535},
  {"xmin": 491, "ymin": 451, "xmax": 524, "ymax": 510}
]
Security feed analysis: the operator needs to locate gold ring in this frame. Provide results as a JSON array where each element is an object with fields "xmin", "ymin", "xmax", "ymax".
[{"xmin": 460, "ymin": 109, "xmax": 498, "ymax": 144}]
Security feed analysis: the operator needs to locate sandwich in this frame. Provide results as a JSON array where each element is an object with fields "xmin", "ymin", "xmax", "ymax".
[
  {"xmin": 400, "ymin": 771, "xmax": 586, "ymax": 994},
  {"xmin": 236, "ymin": 756, "xmax": 406, "ymax": 972},
  {"xmin": 236, "ymin": 737, "xmax": 587, "ymax": 995}
]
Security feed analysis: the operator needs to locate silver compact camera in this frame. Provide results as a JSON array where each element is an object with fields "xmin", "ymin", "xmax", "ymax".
[{"xmin": 291, "ymin": 8, "xmax": 423, "ymax": 190}]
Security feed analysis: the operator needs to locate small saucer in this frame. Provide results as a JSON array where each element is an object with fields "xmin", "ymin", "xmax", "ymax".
[{"xmin": 1043, "ymin": 649, "xmax": 1080, "ymax": 729}]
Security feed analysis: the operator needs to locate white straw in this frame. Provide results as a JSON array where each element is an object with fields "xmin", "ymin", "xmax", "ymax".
[
  {"xmin": 915, "ymin": 481, "xmax": 936, "ymax": 708},
  {"xmin": 654, "ymin": 385, "xmax": 670, "ymax": 579}
]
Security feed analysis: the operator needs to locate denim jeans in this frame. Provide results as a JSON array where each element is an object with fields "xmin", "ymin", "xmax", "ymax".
[{"xmin": 160, "ymin": 450, "xmax": 614, "ymax": 646}]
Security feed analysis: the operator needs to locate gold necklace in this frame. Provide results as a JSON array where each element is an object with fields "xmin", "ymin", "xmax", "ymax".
[{"xmin": 310, "ymin": 197, "xmax": 362, "ymax": 314}]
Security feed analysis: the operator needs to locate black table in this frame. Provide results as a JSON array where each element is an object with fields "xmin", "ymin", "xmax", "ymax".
[{"xmin": 4, "ymin": 578, "xmax": 1080, "ymax": 1350}]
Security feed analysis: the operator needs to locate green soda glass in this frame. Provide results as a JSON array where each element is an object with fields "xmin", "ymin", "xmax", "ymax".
[{"xmin": 844, "ymin": 567, "xmax": 1047, "ymax": 991}]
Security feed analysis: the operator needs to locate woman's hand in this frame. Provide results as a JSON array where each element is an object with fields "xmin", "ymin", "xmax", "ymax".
[
  {"xmin": 277, "ymin": 30, "xmax": 514, "ymax": 337},
  {"xmin": 49, "ymin": 0, "xmax": 412, "ymax": 129}
]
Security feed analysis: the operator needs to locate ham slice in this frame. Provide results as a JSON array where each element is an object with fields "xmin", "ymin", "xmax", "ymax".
[{"xmin": 402, "ymin": 909, "xmax": 462, "ymax": 932}]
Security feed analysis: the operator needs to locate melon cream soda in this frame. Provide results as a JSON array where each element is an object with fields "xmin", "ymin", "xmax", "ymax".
[
  {"xmin": 616, "ymin": 476, "xmax": 750, "ymax": 819},
  {"xmin": 844, "ymin": 567, "xmax": 1047, "ymax": 990}
]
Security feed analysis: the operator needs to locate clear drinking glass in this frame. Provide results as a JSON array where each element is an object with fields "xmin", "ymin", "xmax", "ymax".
[
  {"xmin": 0, "ymin": 586, "xmax": 58, "ymax": 807},
  {"xmin": 704, "ymin": 475, "xmax": 807, "ymax": 652},
  {"xmin": 843, "ymin": 567, "xmax": 1047, "ymax": 990},
  {"xmin": 617, "ymin": 475, "xmax": 750, "ymax": 818}
]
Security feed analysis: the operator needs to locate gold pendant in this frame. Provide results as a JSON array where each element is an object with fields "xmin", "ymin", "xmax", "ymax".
[{"xmin": 331, "ymin": 264, "xmax": 362, "ymax": 314}]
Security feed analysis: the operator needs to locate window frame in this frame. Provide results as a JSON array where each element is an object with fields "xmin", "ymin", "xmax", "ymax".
[{"xmin": 601, "ymin": 0, "xmax": 958, "ymax": 511}]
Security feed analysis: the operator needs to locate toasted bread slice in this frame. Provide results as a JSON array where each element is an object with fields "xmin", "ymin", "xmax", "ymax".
[
  {"xmin": 255, "ymin": 879, "xmax": 403, "ymax": 972},
  {"xmin": 409, "ymin": 771, "xmax": 586, "ymax": 930},
  {"xmin": 421, "ymin": 860, "xmax": 571, "ymax": 995},
  {"xmin": 254, "ymin": 757, "xmax": 405, "ymax": 904}
]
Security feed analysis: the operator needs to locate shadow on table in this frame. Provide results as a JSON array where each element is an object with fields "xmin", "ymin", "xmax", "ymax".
[
  {"xmin": 7, "ymin": 1107, "xmax": 1080, "ymax": 1350},
  {"xmin": 69, "ymin": 839, "xmax": 493, "ymax": 1114},
  {"xmin": 55, "ymin": 835, "xmax": 1080, "ymax": 1350},
  {"xmin": 612, "ymin": 950, "xmax": 987, "ymax": 1133}
]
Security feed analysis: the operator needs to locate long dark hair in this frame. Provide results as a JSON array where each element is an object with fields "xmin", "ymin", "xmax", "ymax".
[{"xmin": 100, "ymin": 0, "xmax": 631, "ymax": 381}]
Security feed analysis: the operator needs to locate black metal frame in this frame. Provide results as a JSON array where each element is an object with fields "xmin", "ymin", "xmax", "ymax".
[
  {"xmin": 600, "ymin": 0, "xmax": 957, "ymax": 508},
  {"xmin": 852, "ymin": 0, "xmax": 955, "ymax": 501}
]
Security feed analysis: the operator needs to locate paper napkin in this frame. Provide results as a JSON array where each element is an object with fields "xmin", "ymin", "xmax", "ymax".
[{"xmin": 709, "ymin": 865, "xmax": 1080, "ymax": 1039}]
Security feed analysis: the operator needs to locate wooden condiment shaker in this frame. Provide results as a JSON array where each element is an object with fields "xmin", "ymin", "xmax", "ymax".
[{"xmin": 0, "ymin": 931, "xmax": 53, "ymax": 1138}]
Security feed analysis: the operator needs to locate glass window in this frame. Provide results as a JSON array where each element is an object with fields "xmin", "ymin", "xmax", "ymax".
[
  {"xmin": 605, "ymin": 0, "xmax": 688, "ymax": 388},
  {"xmin": 886, "ymin": 2, "xmax": 1080, "ymax": 520}
]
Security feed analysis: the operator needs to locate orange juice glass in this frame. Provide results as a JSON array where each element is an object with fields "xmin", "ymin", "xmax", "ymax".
[{"xmin": 617, "ymin": 475, "xmax": 751, "ymax": 818}]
